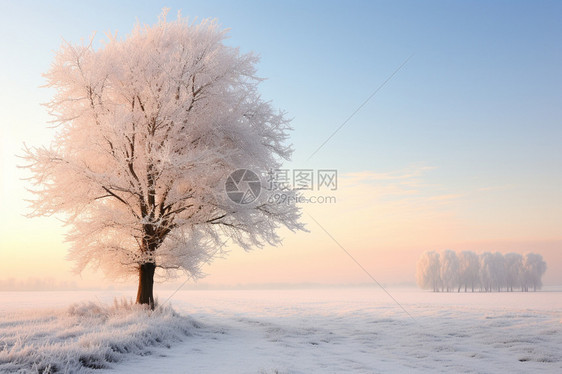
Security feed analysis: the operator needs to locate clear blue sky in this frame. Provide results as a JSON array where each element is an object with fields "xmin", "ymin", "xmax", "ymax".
[
  {"xmin": 1, "ymin": 1, "xmax": 561, "ymax": 286},
  {"xmin": 2, "ymin": 1, "xmax": 560, "ymax": 178}
]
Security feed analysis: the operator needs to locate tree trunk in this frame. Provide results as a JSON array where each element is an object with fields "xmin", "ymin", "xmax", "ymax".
[{"xmin": 136, "ymin": 262, "xmax": 156, "ymax": 309}]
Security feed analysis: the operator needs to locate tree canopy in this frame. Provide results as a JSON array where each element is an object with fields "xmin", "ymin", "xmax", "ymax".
[{"xmin": 23, "ymin": 11, "xmax": 304, "ymax": 304}]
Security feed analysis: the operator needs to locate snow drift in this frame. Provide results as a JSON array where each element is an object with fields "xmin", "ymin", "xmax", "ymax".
[{"xmin": 0, "ymin": 299, "xmax": 197, "ymax": 373}]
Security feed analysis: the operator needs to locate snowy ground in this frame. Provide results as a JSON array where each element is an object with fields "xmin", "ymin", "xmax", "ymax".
[{"xmin": 1, "ymin": 287, "xmax": 561, "ymax": 373}]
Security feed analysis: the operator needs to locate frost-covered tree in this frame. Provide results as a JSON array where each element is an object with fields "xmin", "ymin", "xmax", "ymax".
[
  {"xmin": 440, "ymin": 250, "xmax": 459, "ymax": 292},
  {"xmin": 504, "ymin": 252, "xmax": 523, "ymax": 292},
  {"xmin": 488, "ymin": 252, "xmax": 506, "ymax": 291},
  {"xmin": 23, "ymin": 11, "xmax": 304, "ymax": 308},
  {"xmin": 522, "ymin": 253, "xmax": 547, "ymax": 291},
  {"xmin": 416, "ymin": 251, "xmax": 442, "ymax": 292},
  {"xmin": 458, "ymin": 251, "xmax": 479, "ymax": 292},
  {"xmin": 479, "ymin": 252, "xmax": 494, "ymax": 292},
  {"xmin": 417, "ymin": 250, "xmax": 547, "ymax": 292}
]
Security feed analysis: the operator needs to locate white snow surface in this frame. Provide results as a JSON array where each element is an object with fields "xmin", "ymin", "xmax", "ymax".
[
  {"xmin": 1, "ymin": 287, "xmax": 561, "ymax": 373},
  {"xmin": 0, "ymin": 298, "xmax": 197, "ymax": 373}
]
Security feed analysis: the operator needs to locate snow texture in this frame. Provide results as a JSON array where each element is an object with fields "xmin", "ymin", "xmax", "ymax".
[
  {"xmin": 1, "ymin": 288, "xmax": 560, "ymax": 373},
  {"xmin": 0, "ymin": 298, "xmax": 196, "ymax": 373}
]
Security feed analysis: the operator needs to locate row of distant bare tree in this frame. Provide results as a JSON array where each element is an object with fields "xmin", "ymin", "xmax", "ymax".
[{"xmin": 416, "ymin": 250, "xmax": 547, "ymax": 292}]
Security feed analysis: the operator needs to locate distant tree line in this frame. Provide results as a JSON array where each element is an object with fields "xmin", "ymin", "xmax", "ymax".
[{"xmin": 416, "ymin": 250, "xmax": 547, "ymax": 292}]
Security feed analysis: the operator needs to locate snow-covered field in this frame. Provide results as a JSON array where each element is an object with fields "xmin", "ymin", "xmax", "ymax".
[{"xmin": 1, "ymin": 287, "xmax": 561, "ymax": 373}]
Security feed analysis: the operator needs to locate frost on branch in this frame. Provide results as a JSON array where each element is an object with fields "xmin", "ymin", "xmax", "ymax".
[{"xmin": 22, "ymin": 12, "xmax": 304, "ymax": 283}]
